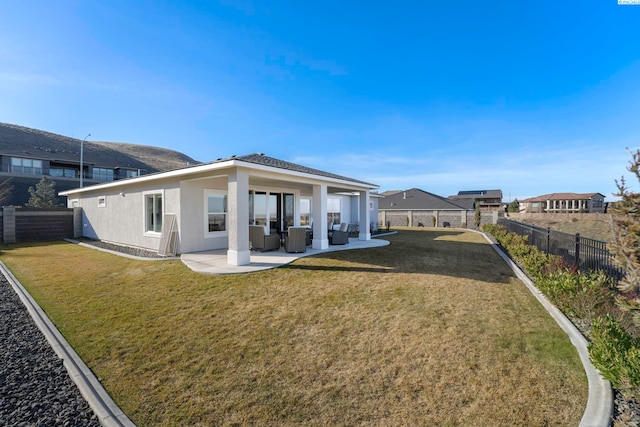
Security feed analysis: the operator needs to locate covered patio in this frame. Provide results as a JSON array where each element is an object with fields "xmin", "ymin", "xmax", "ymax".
[
  {"xmin": 61, "ymin": 154, "xmax": 380, "ymax": 267},
  {"xmin": 181, "ymin": 236, "xmax": 391, "ymax": 274}
]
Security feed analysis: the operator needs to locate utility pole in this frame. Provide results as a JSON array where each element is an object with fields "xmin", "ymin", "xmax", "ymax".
[{"xmin": 80, "ymin": 133, "xmax": 91, "ymax": 188}]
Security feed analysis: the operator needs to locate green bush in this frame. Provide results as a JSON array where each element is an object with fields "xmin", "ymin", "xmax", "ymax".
[
  {"xmin": 536, "ymin": 270, "xmax": 614, "ymax": 321},
  {"xmin": 482, "ymin": 224, "xmax": 507, "ymax": 238},
  {"xmin": 482, "ymin": 225, "xmax": 640, "ymax": 397},
  {"xmin": 589, "ymin": 315, "xmax": 640, "ymax": 400}
]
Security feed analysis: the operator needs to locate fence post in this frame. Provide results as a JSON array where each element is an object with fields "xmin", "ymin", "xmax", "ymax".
[
  {"xmin": 546, "ymin": 227, "xmax": 550, "ymax": 254},
  {"xmin": 575, "ymin": 233, "xmax": 580, "ymax": 270},
  {"xmin": 3, "ymin": 206, "xmax": 16, "ymax": 243}
]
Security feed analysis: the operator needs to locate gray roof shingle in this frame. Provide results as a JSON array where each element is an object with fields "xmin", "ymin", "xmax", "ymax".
[
  {"xmin": 212, "ymin": 153, "xmax": 378, "ymax": 187},
  {"xmin": 379, "ymin": 188, "xmax": 471, "ymax": 210}
]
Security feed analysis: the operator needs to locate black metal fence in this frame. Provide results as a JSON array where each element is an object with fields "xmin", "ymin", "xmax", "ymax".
[{"xmin": 497, "ymin": 218, "xmax": 624, "ymax": 282}]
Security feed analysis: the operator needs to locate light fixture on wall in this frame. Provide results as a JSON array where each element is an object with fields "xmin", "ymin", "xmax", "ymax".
[{"xmin": 119, "ymin": 190, "xmax": 125, "ymax": 197}]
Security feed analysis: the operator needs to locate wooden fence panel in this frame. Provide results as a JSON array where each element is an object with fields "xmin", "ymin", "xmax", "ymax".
[{"xmin": 1, "ymin": 207, "xmax": 75, "ymax": 243}]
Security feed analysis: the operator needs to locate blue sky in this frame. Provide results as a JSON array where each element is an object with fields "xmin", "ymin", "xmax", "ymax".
[{"xmin": 1, "ymin": 1, "xmax": 639, "ymax": 201}]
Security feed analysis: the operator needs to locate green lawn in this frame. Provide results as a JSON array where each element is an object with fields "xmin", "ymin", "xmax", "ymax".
[{"xmin": 1, "ymin": 229, "xmax": 587, "ymax": 426}]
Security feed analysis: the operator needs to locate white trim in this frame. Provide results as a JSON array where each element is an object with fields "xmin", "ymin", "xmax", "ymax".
[
  {"xmin": 60, "ymin": 158, "xmax": 378, "ymax": 197},
  {"xmin": 143, "ymin": 189, "xmax": 164, "ymax": 238},
  {"xmin": 300, "ymin": 196, "xmax": 312, "ymax": 227},
  {"xmin": 204, "ymin": 189, "xmax": 228, "ymax": 239}
]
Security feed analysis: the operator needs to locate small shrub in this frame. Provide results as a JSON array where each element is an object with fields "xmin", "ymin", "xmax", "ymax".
[
  {"xmin": 589, "ymin": 315, "xmax": 640, "ymax": 400},
  {"xmin": 482, "ymin": 223, "xmax": 506, "ymax": 235},
  {"xmin": 537, "ymin": 270, "xmax": 615, "ymax": 321}
]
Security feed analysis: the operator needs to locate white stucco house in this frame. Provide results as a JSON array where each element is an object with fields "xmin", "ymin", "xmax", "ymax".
[{"xmin": 60, "ymin": 153, "xmax": 379, "ymax": 266}]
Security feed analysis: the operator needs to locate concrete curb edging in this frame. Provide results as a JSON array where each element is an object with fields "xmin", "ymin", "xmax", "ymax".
[
  {"xmin": 0, "ymin": 261, "xmax": 136, "ymax": 427},
  {"xmin": 475, "ymin": 231, "xmax": 613, "ymax": 427},
  {"xmin": 63, "ymin": 238, "xmax": 179, "ymax": 261}
]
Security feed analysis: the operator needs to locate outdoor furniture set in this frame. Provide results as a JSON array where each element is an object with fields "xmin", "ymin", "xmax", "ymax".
[{"xmin": 249, "ymin": 223, "xmax": 351, "ymax": 253}]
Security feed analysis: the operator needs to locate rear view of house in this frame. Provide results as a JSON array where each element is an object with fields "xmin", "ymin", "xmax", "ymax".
[{"xmin": 60, "ymin": 154, "xmax": 379, "ymax": 266}]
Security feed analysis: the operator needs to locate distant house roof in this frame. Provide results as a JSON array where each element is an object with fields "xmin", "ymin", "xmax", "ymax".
[
  {"xmin": 520, "ymin": 192, "xmax": 605, "ymax": 203},
  {"xmin": 380, "ymin": 190, "xmax": 403, "ymax": 197},
  {"xmin": 378, "ymin": 188, "xmax": 471, "ymax": 210},
  {"xmin": 449, "ymin": 189, "xmax": 503, "ymax": 199}
]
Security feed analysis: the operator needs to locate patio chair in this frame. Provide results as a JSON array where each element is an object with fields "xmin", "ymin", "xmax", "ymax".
[
  {"xmin": 329, "ymin": 222, "xmax": 349, "ymax": 245},
  {"xmin": 284, "ymin": 227, "xmax": 307, "ymax": 253},
  {"xmin": 249, "ymin": 225, "xmax": 281, "ymax": 251}
]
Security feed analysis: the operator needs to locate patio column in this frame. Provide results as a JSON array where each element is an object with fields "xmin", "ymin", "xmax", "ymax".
[
  {"xmin": 359, "ymin": 190, "xmax": 371, "ymax": 241},
  {"xmin": 227, "ymin": 168, "xmax": 251, "ymax": 266},
  {"xmin": 312, "ymin": 184, "xmax": 329, "ymax": 249}
]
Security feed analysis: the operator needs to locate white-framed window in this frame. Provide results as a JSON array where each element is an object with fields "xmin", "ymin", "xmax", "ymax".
[
  {"xmin": 327, "ymin": 197, "xmax": 341, "ymax": 226},
  {"xmin": 144, "ymin": 191, "xmax": 163, "ymax": 234},
  {"xmin": 98, "ymin": 196, "xmax": 106, "ymax": 208},
  {"xmin": 125, "ymin": 170, "xmax": 139, "ymax": 178},
  {"xmin": 205, "ymin": 189, "xmax": 227, "ymax": 236},
  {"xmin": 300, "ymin": 197, "xmax": 312, "ymax": 226}
]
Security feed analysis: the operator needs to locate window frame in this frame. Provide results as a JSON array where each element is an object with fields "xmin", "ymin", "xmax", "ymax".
[
  {"xmin": 299, "ymin": 197, "xmax": 312, "ymax": 227},
  {"xmin": 92, "ymin": 167, "xmax": 114, "ymax": 181},
  {"xmin": 143, "ymin": 190, "xmax": 164, "ymax": 236},
  {"xmin": 204, "ymin": 189, "xmax": 228, "ymax": 238},
  {"xmin": 11, "ymin": 157, "xmax": 43, "ymax": 175},
  {"xmin": 327, "ymin": 197, "xmax": 341, "ymax": 226}
]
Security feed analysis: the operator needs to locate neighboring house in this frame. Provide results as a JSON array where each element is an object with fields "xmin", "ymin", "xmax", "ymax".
[
  {"xmin": 0, "ymin": 122, "xmax": 197, "ymax": 206},
  {"xmin": 448, "ymin": 189, "xmax": 503, "ymax": 211},
  {"xmin": 0, "ymin": 150, "xmax": 142, "ymax": 206},
  {"xmin": 0, "ymin": 151, "xmax": 141, "ymax": 181},
  {"xmin": 519, "ymin": 193, "xmax": 606, "ymax": 214},
  {"xmin": 60, "ymin": 153, "xmax": 379, "ymax": 266},
  {"xmin": 378, "ymin": 188, "xmax": 477, "ymax": 228}
]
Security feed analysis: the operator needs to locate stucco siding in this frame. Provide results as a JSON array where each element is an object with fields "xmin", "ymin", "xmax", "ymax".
[
  {"xmin": 179, "ymin": 176, "xmax": 228, "ymax": 253},
  {"xmin": 73, "ymin": 180, "xmax": 181, "ymax": 251}
]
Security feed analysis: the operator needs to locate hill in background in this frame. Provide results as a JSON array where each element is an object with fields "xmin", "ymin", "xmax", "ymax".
[
  {"xmin": 0, "ymin": 122, "xmax": 199, "ymax": 173},
  {"xmin": 0, "ymin": 123, "xmax": 201, "ymax": 206}
]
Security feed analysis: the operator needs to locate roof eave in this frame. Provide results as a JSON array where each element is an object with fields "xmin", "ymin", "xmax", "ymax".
[{"xmin": 59, "ymin": 157, "xmax": 378, "ymax": 196}]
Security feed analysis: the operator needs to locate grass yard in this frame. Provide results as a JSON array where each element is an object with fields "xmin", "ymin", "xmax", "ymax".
[{"xmin": 1, "ymin": 230, "xmax": 587, "ymax": 426}]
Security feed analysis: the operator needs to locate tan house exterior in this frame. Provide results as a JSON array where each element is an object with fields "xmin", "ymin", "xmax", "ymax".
[{"xmin": 519, "ymin": 192, "xmax": 606, "ymax": 214}]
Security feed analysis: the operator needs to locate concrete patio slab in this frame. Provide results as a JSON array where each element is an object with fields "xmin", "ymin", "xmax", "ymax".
[{"xmin": 181, "ymin": 236, "xmax": 391, "ymax": 274}]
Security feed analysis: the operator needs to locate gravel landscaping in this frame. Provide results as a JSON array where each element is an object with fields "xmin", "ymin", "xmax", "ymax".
[
  {"xmin": 0, "ymin": 274, "xmax": 100, "ymax": 426},
  {"xmin": 75, "ymin": 238, "xmax": 166, "ymax": 259}
]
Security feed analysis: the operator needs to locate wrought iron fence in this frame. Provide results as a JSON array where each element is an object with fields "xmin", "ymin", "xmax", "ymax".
[{"xmin": 497, "ymin": 218, "xmax": 624, "ymax": 282}]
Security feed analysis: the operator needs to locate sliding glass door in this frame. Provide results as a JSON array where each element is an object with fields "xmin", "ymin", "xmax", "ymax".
[{"xmin": 249, "ymin": 191, "xmax": 295, "ymax": 233}]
